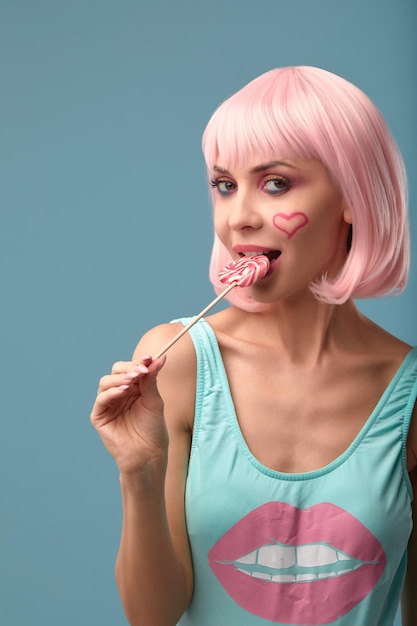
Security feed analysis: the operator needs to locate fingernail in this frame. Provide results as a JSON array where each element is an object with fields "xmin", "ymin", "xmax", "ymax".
[
  {"xmin": 141, "ymin": 355, "xmax": 152, "ymax": 364},
  {"xmin": 134, "ymin": 364, "xmax": 149, "ymax": 374},
  {"xmin": 118, "ymin": 385, "xmax": 129, "ymax": 391},
  {"xmin": 123, "ymin": 372, "xmax": 139, "ymax": 380},
  {"xmin": 153, "ymin": 355, "xmax": 166, "ymax": 372}
]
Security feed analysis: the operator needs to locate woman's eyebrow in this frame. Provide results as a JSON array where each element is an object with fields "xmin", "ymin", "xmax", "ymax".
[
  {"xmin": 212, "ymin": 161, "xmax": 297, "ymax": 175},
  {"xmin": 213, "ymin": 165, "xmax": 229, "ymax": 174},
  {"xmin": 249, "ymin": 160, "xmax": 297, "ymax": 173}
]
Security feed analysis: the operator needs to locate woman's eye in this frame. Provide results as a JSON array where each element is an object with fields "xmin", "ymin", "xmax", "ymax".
[
  {"xmin": 262, "ymin": 177, "xmax": 289, "ymax": 195},
  {"xmin": 210, "ymin": 179, "xmax": 236, "ymax": 196}
]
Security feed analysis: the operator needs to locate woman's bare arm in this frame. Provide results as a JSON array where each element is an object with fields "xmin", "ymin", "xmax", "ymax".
[{"xmin": 92, "ymin": 324, "xmax": 195, "ymax": 626}]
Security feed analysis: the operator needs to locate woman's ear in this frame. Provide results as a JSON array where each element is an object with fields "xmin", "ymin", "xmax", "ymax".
[{"xmin": 342, "ymin": 199, "xmax": 353, "ymax": 224}]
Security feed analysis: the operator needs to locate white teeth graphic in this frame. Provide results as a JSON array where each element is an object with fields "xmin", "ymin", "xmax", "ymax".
[
  {"xmin": 297, "ymin": 544, "xmax": 338, "ymax": 567},
  {"xmin": 230, "ymin": 542, "xmax": 375, "ymax": 583},
  {"xmin": 259, "ymin": 544, "xmax": 295, "ymax": 568}
]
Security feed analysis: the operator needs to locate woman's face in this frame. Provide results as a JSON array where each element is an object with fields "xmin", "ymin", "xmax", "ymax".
[{"xmin": 210, "ymin": 157, "xmax": 352, "ymax": 304}]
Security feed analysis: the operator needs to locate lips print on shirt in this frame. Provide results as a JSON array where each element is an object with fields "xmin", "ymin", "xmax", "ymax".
[{"xmin": 208, "ymin": 502, "xmax": 386, "ymax": 625}]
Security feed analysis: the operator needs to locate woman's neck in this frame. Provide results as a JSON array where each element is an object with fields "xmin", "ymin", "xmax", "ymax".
[{"xmin": 212, "ymin": 297, "xmax": 364, "ymax": 366}]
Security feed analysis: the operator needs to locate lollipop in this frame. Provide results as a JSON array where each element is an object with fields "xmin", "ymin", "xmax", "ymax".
[
  {"xmin": 218, "ymin": 254, "xmax": 270, "ymax": 287},
  {"xmin": 153, "ymin": 255, "xmax": 270, "ymax": 358}
]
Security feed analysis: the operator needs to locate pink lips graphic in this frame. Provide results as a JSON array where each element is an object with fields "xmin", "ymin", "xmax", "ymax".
[{"xmin": 208, "ymin": 502, "xmax": 386, "ymax": 624}]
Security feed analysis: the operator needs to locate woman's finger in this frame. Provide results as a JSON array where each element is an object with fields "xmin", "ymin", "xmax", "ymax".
[
  {"xmin": 111, "ymin": 361, "xmax": 134, "ymax": 375},
  {"xmin": 98, "ymin": 364, "xmax": 150, "ymax": 394},
  {"xmin": 90, "ymin": 384, "xmax": 130, "ymax": 425},
  {"xmin": 111, "ymin": 355, "xmax": 152, "ymax": 375}
]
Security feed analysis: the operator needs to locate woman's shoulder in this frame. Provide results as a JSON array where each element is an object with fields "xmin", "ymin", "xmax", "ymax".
[
  {"xmin": 133, "ymin": 321, "xmax": 197, "ymax": 370},
  {"xmin": 133, "ymin": 322, "xmax": 197, "ymax": 429}
]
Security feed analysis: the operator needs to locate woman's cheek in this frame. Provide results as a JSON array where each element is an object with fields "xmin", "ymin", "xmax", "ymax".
[{"xmin": 272, "ymin": 211, "xmax": 309, "ymax": 239}]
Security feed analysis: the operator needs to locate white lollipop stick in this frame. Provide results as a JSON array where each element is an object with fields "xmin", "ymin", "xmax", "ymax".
[
  {"xmin": 153, "ymin": 255, "xmax": 270, "ymax": 359},
  {"xmin": 153, "ymin": 282, "xmax": 237, "ymax": 359}
]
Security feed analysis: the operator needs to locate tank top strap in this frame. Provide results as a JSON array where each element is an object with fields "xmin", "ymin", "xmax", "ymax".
[
  {"xmin": 370, "ymin": 346, "xmax": 417, "ymax": 440},
  {"xmin": 171, "ymin": 317, "xmax": 228, "ymax": 457}
]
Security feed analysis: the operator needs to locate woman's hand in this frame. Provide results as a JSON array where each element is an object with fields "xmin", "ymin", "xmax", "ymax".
[{"xmin": 90, "ymin": 355, "xmax": 168, "ymax": 475}]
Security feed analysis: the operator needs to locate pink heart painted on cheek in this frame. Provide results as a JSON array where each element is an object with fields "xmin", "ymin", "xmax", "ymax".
[{"xmin": 273, "ymin": 212, "xmax": 309, "ymax": 238}]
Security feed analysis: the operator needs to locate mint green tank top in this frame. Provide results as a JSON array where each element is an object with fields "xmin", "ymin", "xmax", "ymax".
[{"xmin": 175, "ymin": 318, "xmax": 417, "ymax": 626}]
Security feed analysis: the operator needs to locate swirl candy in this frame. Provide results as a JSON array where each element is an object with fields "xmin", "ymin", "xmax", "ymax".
[{"xmin": 218, "ymin": 255, "xmax": 270, "ymax": 287}]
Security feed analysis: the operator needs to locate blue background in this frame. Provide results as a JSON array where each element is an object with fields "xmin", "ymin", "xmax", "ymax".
[{"xmin": 1, "ymin": 1, "xmax": 415, "ymax": 624}]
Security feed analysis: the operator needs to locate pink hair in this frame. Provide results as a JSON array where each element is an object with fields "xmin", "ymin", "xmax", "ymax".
[{"xmin": 202, "ymin": 66, "xmax": 409, "ymax": 309}]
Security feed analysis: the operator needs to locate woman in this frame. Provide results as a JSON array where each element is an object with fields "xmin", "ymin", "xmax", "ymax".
[{"xmin": 91, "ymin": 66, "xmax": 416, "ymax": 625}]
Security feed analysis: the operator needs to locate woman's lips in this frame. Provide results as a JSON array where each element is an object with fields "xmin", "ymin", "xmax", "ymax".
[
  {"xmin": 233, "ymin": 245, "xmax": 282, "ymax": 281},
  {"xmin": 208, "ymin": 501, "xmax": 386, "ymax": 624},
  {"xmin": 236, "ymin": 252, "xmax": 281, "ymax": 281},
  {"xmin": 237, "ymin": 250, "xmax": 281, "ymax": 262}
]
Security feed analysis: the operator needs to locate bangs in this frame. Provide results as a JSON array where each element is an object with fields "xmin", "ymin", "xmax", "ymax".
[{"xmin": 202, "ymin": 70, "xmax": 316, "ymax": 170}]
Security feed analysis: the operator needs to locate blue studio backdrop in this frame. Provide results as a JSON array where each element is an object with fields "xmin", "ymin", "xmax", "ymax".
[{"xmin": 1, "ymin": 1, "xmax": 415, "ymax": 625}]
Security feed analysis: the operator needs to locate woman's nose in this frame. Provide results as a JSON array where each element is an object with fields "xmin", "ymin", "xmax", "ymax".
[{"xmin": 228, "ymin": 194, "xmax": 263, "ymax": 231}]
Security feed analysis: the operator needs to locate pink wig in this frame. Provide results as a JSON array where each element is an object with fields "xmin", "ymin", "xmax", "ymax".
[{"xmin": 202, "ymin": 66, "xmax": 409, "ymax": 309}]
